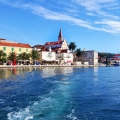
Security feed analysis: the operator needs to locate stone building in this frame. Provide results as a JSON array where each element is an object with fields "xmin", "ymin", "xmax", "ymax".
[{"xmin": 83, "ymin": 50, "xmax": 98, "ymax": 65}]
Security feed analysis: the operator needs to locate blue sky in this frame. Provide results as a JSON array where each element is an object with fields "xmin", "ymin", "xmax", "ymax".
[{"xmin": 0, "ymin": 0, "xmax": 120, "ymax": 53}]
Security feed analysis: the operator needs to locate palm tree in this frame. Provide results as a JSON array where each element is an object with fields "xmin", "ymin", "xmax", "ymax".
[
  {"xmin": 0, "ymin": 50, "xmax": 7, "ymax": 64},
  {"xmin": 30, "ymin": 50, "xmax": 39, "ymax": 62},
  {"xmin": 76, "ymin": 48, "xmax": 82, "ymax": 61},
  {"xmin": 69, "ymin": 42, "xmax": 77, "ymax": 53}
]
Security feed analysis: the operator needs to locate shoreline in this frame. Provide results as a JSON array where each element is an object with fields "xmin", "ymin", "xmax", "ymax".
[{"xmin": 0, "ymin": 64, "xmax": 106, "ymax": 68}]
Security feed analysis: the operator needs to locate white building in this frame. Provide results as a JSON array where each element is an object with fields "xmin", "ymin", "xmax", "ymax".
[
  {"xmin": 56, "ymin": 52, "xmax": 73, "ymax": 65},
  {"xmin": 39, "ymin": 47, "xmax": 58, "ymax": 64},
  {"xmin": 83, "ymin": 50, "xmax": 98, "ymax": 65},
  {"xmin": 39, "ymin": 28, "xmax": 73, "ymax": 64}
]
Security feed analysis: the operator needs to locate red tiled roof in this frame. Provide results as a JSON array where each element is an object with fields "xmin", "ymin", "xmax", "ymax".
[
  {"xmin": 41, "ymin": 46, "xmax": 55, "ymax": 52},
  {"xmin": 44, "ymin": 41, "xmax": 63, "ymax": 46},
  {"xmin": 0, "ymin": 42, "xmax": 31, "ymax": 48}
]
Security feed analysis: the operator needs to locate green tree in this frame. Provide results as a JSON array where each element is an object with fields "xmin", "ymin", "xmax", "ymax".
[
  {"xmin": 30, "ymin": 50, "xmax": 39, "ymax": 61},
  {"xmin": 18, "ymin": 52, "xmax": 30, "ymax": 60},
  {"xmin": 98, "ymin": 52, "xmax": 114, "ymax": 64},
  {"xmin": 69, "ymin": 42, "xmax": 77, "ymax": 53},
  {"xmin": 98, "ymin": 52, "xmax": 105, "ymax": 63},
  {"xmin": 7, "ymin": 52, "xmax": 16, "ymax": 61},
  {"xmin": 76, "ymin": 48, "xmax": 82, "ymax": 61},
  {"xmin": 0, "ymin": 50, "xmax": 7, "ymax": 64}
]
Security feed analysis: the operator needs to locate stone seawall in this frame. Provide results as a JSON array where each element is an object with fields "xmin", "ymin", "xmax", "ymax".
[{"xmin": 0, "ymin": 64, "xmax": 105, "ymax": 68}]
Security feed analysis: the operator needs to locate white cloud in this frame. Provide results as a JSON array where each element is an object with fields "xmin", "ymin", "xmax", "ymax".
[
  {"xmin": 22, "ymin": 3, "xmax": 91, "ymax": 26},
  {"xmin": 73, "ymin": 0, "xmax": 117, "ymax": 10},
  {"xmin": 0, "ymin": 0, "xmax": 120, "ymax": 34},
  {"xmin": 23, "ymin": 3, "xmax": 120, "ymax": 33},
  {"xmin": 86, "ymin": 13, "xmax": 96, "ymax": 16},
  {"xmin": 95, "ymin": 20, "xmax": 120, "ymax": 33},
  {"xmin": 73, "ymin": 0, "xmax": 119, "ymax": 18}
]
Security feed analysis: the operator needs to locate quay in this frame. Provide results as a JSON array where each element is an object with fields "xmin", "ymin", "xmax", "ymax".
[{"xmin": 0, "ymin": 64, "xmax": 105, "ymax": 68}]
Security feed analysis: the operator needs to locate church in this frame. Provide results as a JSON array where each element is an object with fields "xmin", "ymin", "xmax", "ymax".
[
  {"xmin": 43, "ymin": 28, "xmax": 69, "ymax": 53},
  {"xmin": 38, "ymin": 28, "xmax": 73, "ymax": 64}
]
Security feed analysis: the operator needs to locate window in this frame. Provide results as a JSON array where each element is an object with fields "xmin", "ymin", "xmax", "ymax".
[
  {"xmin": 19, "ymin": 48, "xmax": 21, "ymax": 52},
  {"xmin": 12, "ymin": 47, "xmax": 14, "ymax": 51},
  {"xmin": 3, "ymin": 47, "xmax": 6, "ymax": 51},
  {"xmin": 26, "ymin": 49, "xmax": 28, "ymax": 52}
]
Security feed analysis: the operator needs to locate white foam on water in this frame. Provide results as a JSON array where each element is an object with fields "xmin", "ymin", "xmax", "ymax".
[
  {"xmin": 25, "ymin": 116, "xmax": 34, "ymax": 120},
  {"xmin": 7, "ymin": 96, "xmax": 61, "ymax": 120},
  {"xmin": 7, "ymin": 107, "xmax": 33, "ymax": 120},
  {"xmin": 67, "ymin": 109, "xmax": 79, "ymax": 120},
  {"xmin": 7, "ymin": 85, "xmax": 71, "ymax": 120},
  {"xmin": 50, "ymin": 90, "xmax": 54, "ymax": 94},
  {"xmin": 7, "ymin": 68, "xmax": 72, "ymax": 120}
]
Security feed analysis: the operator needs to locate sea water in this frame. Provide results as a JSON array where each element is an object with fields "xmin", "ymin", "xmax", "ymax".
[{"xmin": 0, "ymin": 67, "xmax": 120, "ymax": 120}]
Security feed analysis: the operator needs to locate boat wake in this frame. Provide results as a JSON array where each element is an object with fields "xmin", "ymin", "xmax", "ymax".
[{"xmin": 7, "ymin": 82, "xmax": 72, "ymax": 120}]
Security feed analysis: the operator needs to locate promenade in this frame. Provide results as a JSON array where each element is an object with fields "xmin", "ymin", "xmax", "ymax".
[{"xmin": 0, "ymin": 64, "xmax": 105, "ymax": 68}]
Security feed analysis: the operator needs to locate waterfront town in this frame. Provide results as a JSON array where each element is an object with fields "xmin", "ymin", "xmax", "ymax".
[{"xmin": 0, "ymin": 29, "xmax": 119, "ymax": 67}]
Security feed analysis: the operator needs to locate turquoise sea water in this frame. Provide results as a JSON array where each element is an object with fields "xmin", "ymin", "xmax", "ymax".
[{"xmin": 0, "ymin": 67, "xmax": 120, "ymax": 120}]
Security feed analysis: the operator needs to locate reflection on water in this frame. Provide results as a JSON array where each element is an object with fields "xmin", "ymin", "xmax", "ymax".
[
  {"xmin": 94, "ymin": 67, "xmax": 98, "ymax": 75},
  {"xmin": 0, "ymin": 67, "xmax": 33, "ymax": 80},
  {"xmin": 0, "ymin": 67, "xmax": 74, "ymax": 80},
  {"xmin": 0, "ymin": 67, "xmax": 120, "ymax": 120},
  {"xmin": 93, "ymin": 67, "xmax": 98, "ymax": 83},
  {"xmin": 0, "ymin": 67, "xmax": 74, "ymax": 120},
  {"xmin": 41, "ymin": 67, "xmax": 56, "ymax": 78},
  {"xmin": 41, "ymin": 67, "xmax": 73, "ymax": 78}
]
